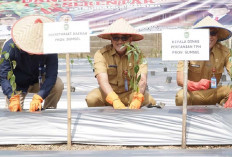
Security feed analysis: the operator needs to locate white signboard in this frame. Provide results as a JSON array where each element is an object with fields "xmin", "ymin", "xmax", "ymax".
[
  {"xmin": 162, "ymin": 29, "xmax": 209, "ymax": 61},
  {"xmin": 43, "ymin": 21, "xmax": 90, "ymax": 54}
]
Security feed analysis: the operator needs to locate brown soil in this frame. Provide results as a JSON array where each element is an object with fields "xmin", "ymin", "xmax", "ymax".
[{"xmin": 0, "ymin": 144, "xmax": 232, "ymax": 151}]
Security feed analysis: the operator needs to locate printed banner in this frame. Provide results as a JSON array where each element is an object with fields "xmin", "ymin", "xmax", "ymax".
[{"xmin": 0, "ymin": 0, "xmax": 232, "ymax": 39}]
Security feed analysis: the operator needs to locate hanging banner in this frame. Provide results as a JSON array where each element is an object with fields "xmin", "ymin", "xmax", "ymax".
[{"xmin": 0, "ymin": 0, "xmax": 232, "ymax": 39}]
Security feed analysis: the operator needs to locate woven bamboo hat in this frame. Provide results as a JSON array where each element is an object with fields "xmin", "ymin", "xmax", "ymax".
[
  {"xmin": 193, "ymin": 16, "xmax": 232, "ymax": 41},
  {"xmin": 97, "ymin": 18, "xmax": 143, "ymax": 41},
  {"xmin": 11, "ymin": 15, "xmax": 53, "ymax": 54}
]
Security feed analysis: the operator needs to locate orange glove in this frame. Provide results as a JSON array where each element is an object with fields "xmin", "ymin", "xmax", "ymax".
[
  {"xmin": 129, "ymin": 92, "xmax": 144, "ymax": 109},
  {"xmin": 187, "ymin": 79, "xmax": 210, "ymax": 91},
  {"xmin": 224, "ymin": 92, "xmax": 232, "ymax": 108},
  {"xmin": 29, "ymin": 94, "xmax": 43, "ymax": 112},
  {"xmin": 8, "ymin": 95, "xmax": 22, "ymax": 112},
  {"xmin": 106, "ymin": 91, "xmax": 127, "ymax": 109}
]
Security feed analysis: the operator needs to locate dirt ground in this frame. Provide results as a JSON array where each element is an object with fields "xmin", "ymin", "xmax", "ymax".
[{"xmin": 0, "ymin": 144, "xmax": 232, "ymax": 151}]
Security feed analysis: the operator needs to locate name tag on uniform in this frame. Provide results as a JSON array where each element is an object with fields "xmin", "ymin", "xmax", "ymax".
[
  {"xmin": 108, "ymin": 65, "xmax": 117, "ymax": 68},
  {"xmin": 190, "ymin": 64, "xmax": 200, "ymax": 68}
]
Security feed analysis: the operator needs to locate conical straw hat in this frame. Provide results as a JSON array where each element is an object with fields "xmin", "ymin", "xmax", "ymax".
[
  {"xmin": 193, "ymin": 16, "xmax": 231, "ymax": 41},
  {"xmin": 11, "ymin": 15, "xmax": 53, "ymax": 55},
  {"xmin": 97, "ymin": 18, "xmax": 143, "ymax": 41}
]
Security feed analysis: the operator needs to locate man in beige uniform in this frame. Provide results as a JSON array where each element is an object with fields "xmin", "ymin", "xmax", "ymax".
[
  {"xmin": 175, "ymin": 16, "xmax": 232, "ymax": 107},
  {"xmin": 86, "ymin": 18, "xmax": 156, "ymax": 109}
]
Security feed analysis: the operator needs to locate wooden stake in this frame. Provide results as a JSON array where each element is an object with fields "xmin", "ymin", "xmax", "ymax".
[
  {"xmin": 66, "ymin": 53, "xmax": 72, "ymax": 149},
  {"xmin": 182, "ymin": 60, "xmax": 188, "ymax": 149}
]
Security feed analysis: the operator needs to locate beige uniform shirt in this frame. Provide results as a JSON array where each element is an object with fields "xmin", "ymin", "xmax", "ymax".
[
  {"xmin": 94, "ymin": 44, "xmax": 147, "ymax": 94},
  {"xmin": 177, "ymin": 43, "xmax": 231, "ymax": 84}
]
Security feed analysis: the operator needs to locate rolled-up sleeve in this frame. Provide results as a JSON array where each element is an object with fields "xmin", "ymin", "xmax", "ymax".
[
  {"xmin": 177, "ymin": 61, "xmax": 184, "ymax": 72},
  {"xmin": 94, "ymin": 51, "xmax": 107, "ymax": 76}
]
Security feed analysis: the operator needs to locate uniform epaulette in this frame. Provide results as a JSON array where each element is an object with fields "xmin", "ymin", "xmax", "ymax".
[{"xmin": 99, "ymin": 44, "xmax": 112, "ymax": 54}]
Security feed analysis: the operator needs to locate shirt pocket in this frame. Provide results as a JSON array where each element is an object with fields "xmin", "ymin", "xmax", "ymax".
[
  {"xmin": 189, "ymin": 64, "xmax": 201, "ymax": 73},
  {"xmin": 107, "ymin": 68, "xmax": 117, "ymax": 85},
  {"xmin": 215, "ymin": 63, "xmax": 224, "ymax": 74},
  {"xmin": 188, "ymin": 64, "xmax": 202, "ymax": 81}
]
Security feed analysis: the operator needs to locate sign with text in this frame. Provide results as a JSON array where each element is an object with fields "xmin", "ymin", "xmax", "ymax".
[
  {"xmin": 43, "ymin": 21, "xmax": 90, "ymax": 54},
  {"xmin": 162, "ymin": 29, "xmax": 209, "ymax": 61}
]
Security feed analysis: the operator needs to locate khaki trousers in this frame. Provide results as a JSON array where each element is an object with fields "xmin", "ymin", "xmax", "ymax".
[
  {"xmin": 6, "ymin": 77, "xmax": 64, "ymax": 109},
  {"xmin": 86, "ymin": 88, "xmax": 156, "ymax": 107},
  {"xmin": 175, "ymin": 85, "xmax": 231, "ymax": 106}
]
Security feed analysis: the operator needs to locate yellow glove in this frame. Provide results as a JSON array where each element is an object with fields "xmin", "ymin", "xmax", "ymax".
[
  {"xmin": 30, "ymin": 94, "xmax": 43, "ymax": 112},
  {"xmin": 106, "ymin": 91, "xmax": 127, "ymax": 109},
  {"xmin": 9, "ymin": 95, "xmax": 22, "ymax": 112},
  {"xmin": 129, "ymin": 93, "xmax": 144, "ymax": 109}
]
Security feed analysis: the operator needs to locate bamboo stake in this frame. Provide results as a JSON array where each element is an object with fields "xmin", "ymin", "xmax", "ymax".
[
  {"xmin": 66, "ymin": 53, "xmax": 72, "ymax": 149},
  {"xmin": 182, "ymin": 60, "xmax": 188, "ymax": 149}
]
